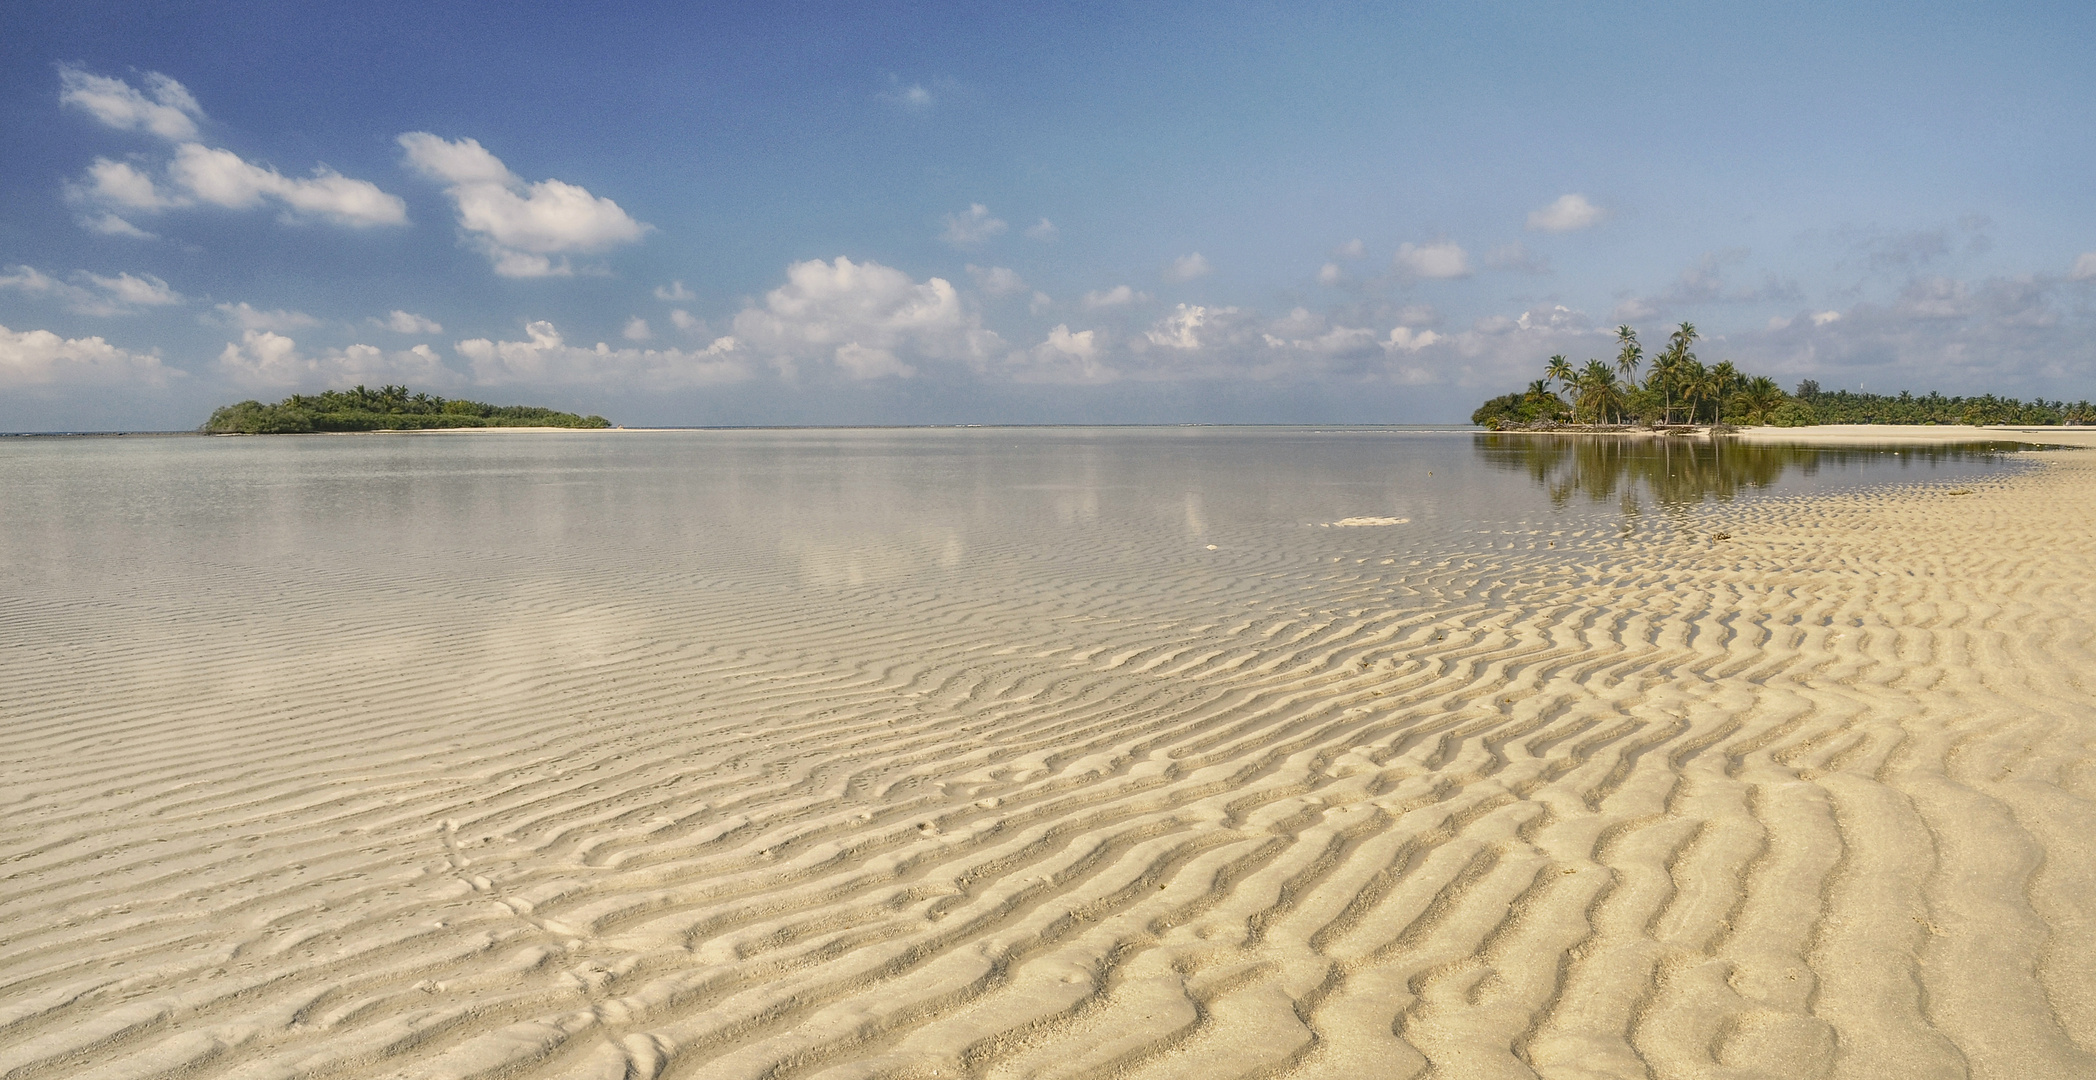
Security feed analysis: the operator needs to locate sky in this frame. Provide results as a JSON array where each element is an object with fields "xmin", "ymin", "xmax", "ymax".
[{"xmin": 3, "ymin": 0, "xmax": 2094, "ymax": 430}]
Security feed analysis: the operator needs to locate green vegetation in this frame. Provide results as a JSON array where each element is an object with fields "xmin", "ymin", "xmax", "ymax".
[
  {"xmin": 1473, "ymin": 323, "xmax": 2094, "ymax": 429},
  {"xmin": 203, "ymin": 385, "xmax": 610, "ymax": 434}
]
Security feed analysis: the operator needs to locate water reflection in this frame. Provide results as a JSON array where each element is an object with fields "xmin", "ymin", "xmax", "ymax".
[{"xmin": 1474, "ymin": 434, "xmax": 2027, "ymax": 512}]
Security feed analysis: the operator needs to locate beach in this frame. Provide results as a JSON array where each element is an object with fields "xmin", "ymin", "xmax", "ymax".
[{"xmin": 2, "ymin": 429, "xmax": 2092, "ymax": 1079}]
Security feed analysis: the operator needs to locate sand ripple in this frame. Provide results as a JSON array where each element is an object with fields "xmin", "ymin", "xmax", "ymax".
[{"xmin": 4, "ymin": 450, "xmax": 2094, "ymax": 1078}]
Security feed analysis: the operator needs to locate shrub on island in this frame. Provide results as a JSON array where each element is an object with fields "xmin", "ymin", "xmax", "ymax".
[{"xmin": 203, "ymin": 385, "xmax": 609, "ymax": 434}]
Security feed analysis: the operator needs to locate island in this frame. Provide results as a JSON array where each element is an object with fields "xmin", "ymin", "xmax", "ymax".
[
  {"xmin": 203, "ymin": 385, "xmax": 610, "ymax": 433},
  {"xmin": 1473, "ymin": 322, "xmax": 2093, "ymax": 429}
]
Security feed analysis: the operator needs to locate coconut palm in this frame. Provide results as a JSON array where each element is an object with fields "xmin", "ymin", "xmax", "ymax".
[
  {"xmin": 1709, "ymin": 361, "xmax": 1739, "ymax": 424},
  {"xmin": 1651, "ymin": 322, "xmax": 1698, "ymax": 424},
  {"xmin": 1737, "ymin": 376, "xmax": 1783, "ymax": 423},
  {"xmin": 1614, "ymin": 326, "xmax": 1642, "ymax": 389},
  {"xmin": 1576, "ymin": 359, "xmax": 1623, "ymax": 424},
  {"xmin": 1546, "ymin": 354, "xmax": 1574, "ymax": 396}
]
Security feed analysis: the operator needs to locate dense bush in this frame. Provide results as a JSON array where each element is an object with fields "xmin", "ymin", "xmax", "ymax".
[{"xmin": 203, "ymin": 385, "xmax": 609, "ymax": 433}]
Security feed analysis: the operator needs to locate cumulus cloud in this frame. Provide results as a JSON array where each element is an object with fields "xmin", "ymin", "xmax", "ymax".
[
  {"xmin": 1394, "ymin": 241, "xmax": 1472, "ymax": 280},
  {"xmin": 218, "ymin": 330, "xmax": 458, "ymax": 388},
  {"xmin": 58, "ymin": 66, "xmax": 203, "ymax": 141},
  {"xmin": 1164, "ymin": 253, "xmax": 1212, "ymax": 282},
  {"xmin": 1526, "ymin": 193, "xmax": 1606, "ymax": 233},
  {"xmin": 216, "ymin": 302, "xmax": 321, "ymax": 332},
  {"xmin": 655, "ymin": 280, "xmax": 695, "ymax": 301},
  {"xmin": 455, "ymin": 321, "xmax": 747, "ymax": 387},
  {"xmin": 939, "ymin": 204, "xmax": 1007, "ymax": 247},
  {"xmin": 728, "ymin": 256, "xmax": 1000, "ymax": 380},
  {"xmin": 164, "ymin": 144, "xmax": 406, "ymax": 226},
  {"xmin": 1317, "ymin": 263, "xmax": 1344, "ymax": 286},
  {"xmin": 60, "ymin": 71, "xmax": 405, "ymax": 230},
  {"xmin": 0, "ymin": 322, "xmax": 171, "ymax": 388},
  {"xmin": 1007, "ymin": 324, "xmax": 1112, "ymax": 384},
  {"xmin": 1025, "ymin": 218, "xmax": 1058, "ymax": 241},
  {"xmin": 1331, "ymin": 239, "xmax": 1367, "ymax": 259},
  {"xmin": 398, "ymin": 132, "xmax": 649, "ymax": 276},
  {"xmin": 1082, "ymin": 285, "xmax": 1148, "ymax": 309},
  {"xmin": 0, "ymin": 265, "xmax": 184, "ymax": 316},
  {"xmin": 2073, "ymin": 253, "xmax": 2096, "ymax": 281},
  {"xmin": 669, "ymin": 309, "xmax": 703, "ymax": 332},
  {"xmin": 623, "ymin": 317, "xmax": 652, "ymax": 340},
  {"xmin": 967, "ymin": 264, "xmax": 1028, "ymax": 296},
  {"xmin": 377, "ymin": 310, "xmax": 442, "ymax": 334}
]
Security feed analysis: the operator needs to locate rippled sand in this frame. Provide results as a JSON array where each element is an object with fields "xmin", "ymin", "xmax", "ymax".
[{"xmin": 3, "ymin": 435, "xmax": 2093, "ymax": 1079}]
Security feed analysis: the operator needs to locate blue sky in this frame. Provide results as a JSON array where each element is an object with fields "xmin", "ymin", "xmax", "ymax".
[{"xmin": 4, "ymin": 0, "xmax": 2094, "ymax": 429}]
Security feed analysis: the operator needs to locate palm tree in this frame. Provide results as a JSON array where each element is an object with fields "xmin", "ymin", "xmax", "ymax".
[
  {"xmin": 1577, "ymin": 359, "xmax": 1622, "ymax": 424},
  {"xmin": 1709, "ymin": 361, "xmax": 1739, "ymax": 425},
  {"xmin": 1653, "ymin": 322, "xmax": 1698, "ymax": 424},
  {"xmin": 1546, "ymin": 355, "xmax": 1574, "ymax": 396},
  {"xmin": 1614, "ymin": 326, "xmax": 1642, "ymax": 389},
  {"xmin": 1738, "ymin": 376, "xmax": 1782, "ymax": 423}
]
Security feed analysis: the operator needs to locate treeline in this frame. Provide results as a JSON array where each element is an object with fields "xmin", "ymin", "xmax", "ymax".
[
  {"xmin": 203, "ymin": 385, "xmax": 610, "ymax": 434},
  {"xmin": 1474, "ymin": 323, "xmax": 2094, "ymax": 429},
  {"xmin": 1784, "ymin": 382, "xmax": 2094, "ymax": 426}
]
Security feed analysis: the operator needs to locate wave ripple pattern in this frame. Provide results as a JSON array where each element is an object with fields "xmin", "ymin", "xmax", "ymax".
[{"xmin": 2, "ymin": 434, "xmax": 2092, "ymax": 1080}]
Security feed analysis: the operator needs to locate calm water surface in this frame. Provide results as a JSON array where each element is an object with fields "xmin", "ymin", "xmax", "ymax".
[{"xmin": 0, "ymin": 428, "xmax": 2031, "ymax": 601}]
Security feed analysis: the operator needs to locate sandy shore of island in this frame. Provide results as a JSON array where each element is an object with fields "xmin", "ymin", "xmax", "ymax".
[
  {"xmin": 4, "ymin": 447, "xmax": 2095, "ymax": 1079},
  {"xmin": 1733, "ymin": 422, "xmax": 2096, "ymax": 448}
]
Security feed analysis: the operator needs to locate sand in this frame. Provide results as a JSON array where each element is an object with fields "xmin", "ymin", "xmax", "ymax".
[
  {"xmin": 4, "ymin": 439, "xmax": 2095, "ymax": 1079},
  {"xmin": 1733, "ymin": 423, "xmax": 2096, "ymax": 448}
]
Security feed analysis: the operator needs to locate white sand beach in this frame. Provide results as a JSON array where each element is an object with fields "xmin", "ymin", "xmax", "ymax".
[{"xmin": 3, "ymin": 431, "xmax": 2093, "ymax": 1079}]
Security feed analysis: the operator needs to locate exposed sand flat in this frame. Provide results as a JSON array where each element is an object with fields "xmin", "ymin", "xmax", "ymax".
[
  {"xmin": 1734, "ymin": 423, "xmax": 2096, "ymax": 448},
  {"xmin": 3, "ymin": 441, "xmax": 2094, "ymax": 1079}
]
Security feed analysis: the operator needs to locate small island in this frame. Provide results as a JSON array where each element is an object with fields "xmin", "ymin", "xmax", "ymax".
[
  {"xmin": 203, "ymin": 385, "xmax": 610, "ymax": 434},
  {"xmin": 1474, "ymin": 322, "xmax": 2093, "ymax": 430}
]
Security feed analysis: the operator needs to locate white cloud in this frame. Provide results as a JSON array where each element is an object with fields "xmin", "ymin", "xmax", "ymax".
[
  {"xmin": 0, "ymin": 322, "xmax": 171, "ymax": 388},
  {"xmin": 2073, "ymin": 253, "xmax": 2096, "ymax": 281},
  {"xmin": 1394, "ymin": 241, "xmax": 1472, "ymax": 280},
  {"xmin": 216, "ymin": 302, "xmax": 320, "ymax": 332},
  {"xmin": 59, "ymin": 66, "xmax": 202, "ymax": 141},
  {"xmin": 1612, "ymin": 296, "xmax": 1657, "ymax": 321},
  {"xmin": 72, "ymin": 158, "xmax": 176, "ymax": 211},
  {"xmin": 398, "ymin": 132, "xmax": 649, "ymax": 275},
  {"xmin": 81, "ymin": 213, "xmax": 155, "ymax": 239},
  {"xmin": 1082, "ymin": 285, "xmax": 1149, "ymax": 309},
  {"xmin": 455, "ymin": 321, "xmax": 747, "ymax": 388},
  {"xmin": 966, "ymin": 264, "xmax": 1028, "ymax": 296},
  {"xmin": 1811, "ymin": 310, "xmax": 1842, "ymax": 326},
  {"xmin": 1164, "ymin": 253, "xmax": 1212, "ymax": 282},
  {"xmin": 1029, "ymin": 291, "xmax": 1053, "ymax": 315},
  {"xmin": 655, "ymin": 280, "xmax": 695, "ymax": 301},
  {"xmin": 1025, "ymin": 218, "xmax": 1058, "ymax": 241},
  {"xmin": 1331, "ymin": 239, "xmax": 1367, "ymax": 259},
  {"xmin": 623, "ymin": 317, "xmax": 652, "ymax": 341},
  {"xmin": 1146, "ymin": 304, "xmax": 1216, "ymax": 350},
  {"xmin": 1317, "ymin": 262, "xmax": 1344, "ymax": 286},
  {"xmin": 1007, "ymin": 324, "xmax": 1112, "ymax": 384},
  {"xmin": 940, "ymin": 203, "xmax": 1008, "ymax": 247},
  {"xmin": 59, "ymin": 69, "xmax": 405, "ymax": 232},
  {"xmin": 1527, "ymin": 193, "xmax": 1606, "ymax": 233},
  {"xmin": 378, "ymin": 310, "xmax": 442, "ymax": 334},
  {"xmin": 670, "ymin": 309, "xmax": 702, "ymax": 332},
  {"xmin": 218, "ymin": 330, "xmax": 458, "ymax": 388},
  {"xmin": 0, "ymin": 265, "xmax": 184, "ymax": 316},
  {"xmin": 884, "ymin": 84, "xmax": 934, "ymax": 109},
  {"xmin": 1384, "ymin": 327, "xmax": 1444, "ymax": 352},
  {"xmin": 729, "ymin": 256, "xmax": 999, "ymax": 380}
]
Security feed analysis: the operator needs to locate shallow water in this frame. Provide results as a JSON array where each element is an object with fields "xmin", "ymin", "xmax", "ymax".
[{"xmin": 0, "ymin": 428, "xmax": 2027, "ymax": 599}]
